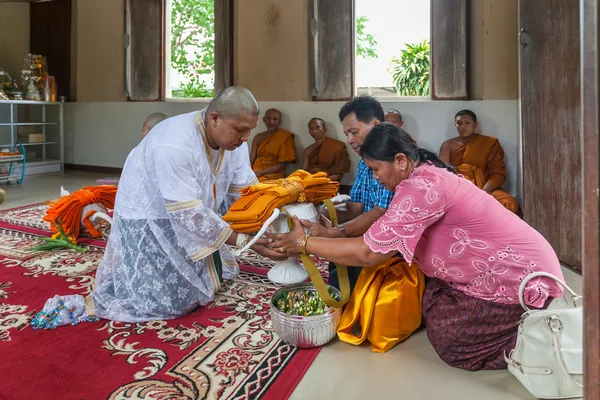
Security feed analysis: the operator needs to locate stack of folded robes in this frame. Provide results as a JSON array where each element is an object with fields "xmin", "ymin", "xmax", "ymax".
[{"xmin": 222, "ymin": 170, "xmax": 339, "ymax": 233}]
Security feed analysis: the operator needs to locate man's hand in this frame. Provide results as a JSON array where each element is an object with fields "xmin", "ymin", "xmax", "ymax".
[
  {"xmin": 300, "ymin": 218, "xmax": 335, "ymax": 238},
  {"xmin": 250, "ymin": 236, "xmax": 288, "ymax": 261}
]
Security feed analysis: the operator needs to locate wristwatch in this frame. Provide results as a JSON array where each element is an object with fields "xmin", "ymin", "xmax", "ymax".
[{"xmin": 337, "ymin": 224, "xmax": 347, "ymax": 238}]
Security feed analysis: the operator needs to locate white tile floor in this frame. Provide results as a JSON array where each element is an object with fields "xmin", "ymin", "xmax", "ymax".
[{"xmin": 0, "ymin": 171, "xmax": 583, "ymax": 400}]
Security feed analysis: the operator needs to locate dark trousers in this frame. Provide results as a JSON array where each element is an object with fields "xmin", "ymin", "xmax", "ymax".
[{"xmin": 327, "ymin": 262, "xmax": 362, "ymax": 293}]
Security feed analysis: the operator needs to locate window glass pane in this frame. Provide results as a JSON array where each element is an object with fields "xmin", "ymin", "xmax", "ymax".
[
  {"xmin": 166, "ymin": 0, "xmax": 215, "ymax": 99},
  {"xmin": 355, "ymin": 0, "xmax": 430, "ymax": 98}
]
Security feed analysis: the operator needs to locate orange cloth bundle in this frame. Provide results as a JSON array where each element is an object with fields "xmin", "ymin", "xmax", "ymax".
[
  {"xmin": 337, "ymin": 257, "xmax": 425, "ymax": 352},
  {"xmin": 222, "ymin": 170, "xmax": 339, "ymax": 233},
  {"xmin": 43, "ymin": 185, "xmax": 117, "ymax": 239}
]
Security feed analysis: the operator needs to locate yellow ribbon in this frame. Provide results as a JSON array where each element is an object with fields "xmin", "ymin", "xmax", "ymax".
[
  {"xmin": 285, "ymin": 199, "xmax": 350, "ymax": 308},
  {"xmin": 337, "ymin": 257, "xmax": 426, "ymax": 352}
]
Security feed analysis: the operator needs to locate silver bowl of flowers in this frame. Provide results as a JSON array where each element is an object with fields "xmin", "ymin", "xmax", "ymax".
[{"xmin": 270, "ymin": 282, "xmax": 342, "ymax": 348}]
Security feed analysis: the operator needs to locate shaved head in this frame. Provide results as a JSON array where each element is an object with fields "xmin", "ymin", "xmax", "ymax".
[
  {"xmin": 265, "ymin": 108, "xmax": 282, "ymax": 119},
  {"xmin": 309, "ymin": 117, "xmax": 326, "ymax": 128},
  {"xmin": 263, "ymin": 108, "xmax": 282, "ymax": 133},
  {"xmin": 142, "ymin": 112, "xmax": 168, "ymax": 138},
  {"xmin": 205, "ymin": 86, "xmax": 259, "ymax": 151},
  {"xmin": 207, "ymin": 86, "xmax": 260, "ymax": 120},
  {"xmin": 385, "ymin": 109, "xmax": 404, "ymax": 128}
]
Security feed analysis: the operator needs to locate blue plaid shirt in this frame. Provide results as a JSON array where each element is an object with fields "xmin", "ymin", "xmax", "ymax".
[{"xmin": 349, "ymin": 159, "xmax": 395, "ymax": 212}]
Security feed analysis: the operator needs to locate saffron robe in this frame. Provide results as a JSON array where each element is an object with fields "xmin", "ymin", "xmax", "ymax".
[
  {"xmin": 252, "ymin": 129, "xmax": 296, "ymax": 182},
  {"xmin": 306, "ymin": 137, "xmax": 351, "ymax": 179},
  {"xmin": 449, "ymin": 133, "xmax": 519, "ymax": 214},
  {"xmin": 222, "ymin": 170, "xmax": 339, "ymax": 233}
]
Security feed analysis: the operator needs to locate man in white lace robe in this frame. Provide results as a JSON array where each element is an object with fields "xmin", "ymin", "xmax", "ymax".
[{"xmin": 90, "ymin": 86, "xmax": 286, "ymax": 322}]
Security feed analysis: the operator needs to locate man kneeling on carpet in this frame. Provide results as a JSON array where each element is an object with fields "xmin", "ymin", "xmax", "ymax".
[
  {"xmin": 269, "ymin": 123, "xmax": 564, "ymax": 370},
  {"xmin": 32, "ymin": 86, "xmax": 287, "ymax": 328}
]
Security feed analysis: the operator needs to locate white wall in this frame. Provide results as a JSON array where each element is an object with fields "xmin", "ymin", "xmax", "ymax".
[{"xmin": 64, "ymin": 99, "xmax": 520, "ymax": 195}]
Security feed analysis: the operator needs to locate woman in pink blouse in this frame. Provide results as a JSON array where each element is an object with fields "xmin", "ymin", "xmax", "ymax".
[{"xmin": 269, "ymin": 123, "xmax": 564, "ymax": 371}]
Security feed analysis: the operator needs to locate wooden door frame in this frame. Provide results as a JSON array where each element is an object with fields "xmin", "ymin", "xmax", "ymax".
[{"xmin": 581, "ymin": 0, "xmax": 600, "ymax": 398}]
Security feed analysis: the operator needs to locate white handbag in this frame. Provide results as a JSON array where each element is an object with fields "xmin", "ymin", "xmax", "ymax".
[{"xmin": 505, "ymin": 272, "xmax": 583, "ymax": 399}]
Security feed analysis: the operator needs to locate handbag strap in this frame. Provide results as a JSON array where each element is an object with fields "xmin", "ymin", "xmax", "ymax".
[
  {"xmin": 548, "ymin": 315, "xmax": 584, "ymax": 389},
  {"xmin": 518, "ymin": 272, "xmax": 582, "ymax": 311},
  {"xmin": 504, "ymin": 352, "xmax": 553, "ymax": 376}
]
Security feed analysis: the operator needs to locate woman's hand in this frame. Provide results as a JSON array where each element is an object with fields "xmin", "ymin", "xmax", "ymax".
[
  {"xmin": 267, "ymin": 216, "xmax": 306, "ymax": 256},
  {"xmin": 300, "ymin": 218, "xmax": 334, "ymax": 238},
  {"xmin": 250, "ymin": 236, "xmax": 288, "ymax": 261}
]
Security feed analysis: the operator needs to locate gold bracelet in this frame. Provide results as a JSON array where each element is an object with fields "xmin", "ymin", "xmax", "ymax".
[{"xmin": 300, "ymin": 234, "xmax": 311, "ymax": 255}]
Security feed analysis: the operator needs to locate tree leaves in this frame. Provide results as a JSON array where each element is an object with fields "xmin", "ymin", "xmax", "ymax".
[
  {"xmin": 387, "ymin": 40, "xmax": 430, "ymax": 96},
  {"xmin": 170, "ymin": 0, "xmax": 215, "ymax": 98},
  {"xmin": 356, "ymin": 16, "xmax": 378, "ymax": 60}
]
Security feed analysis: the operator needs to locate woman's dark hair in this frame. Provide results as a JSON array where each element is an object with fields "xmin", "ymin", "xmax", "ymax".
[
  {"xmin": 359, "ymin": 123, "xmax": 456, "ymax": 173},
  {"xmin": 338, "ymin": 96, "xmax": 385, "ymax": 124}
]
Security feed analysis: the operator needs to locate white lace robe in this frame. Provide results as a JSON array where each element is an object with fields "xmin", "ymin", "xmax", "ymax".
[{"xmin": 92, "ymin": 110, "xmax": 258, "ymax": 322}]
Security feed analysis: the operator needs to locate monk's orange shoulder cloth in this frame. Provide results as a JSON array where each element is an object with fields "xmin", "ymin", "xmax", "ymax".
[{"xmin": 222, "ymin": 170, "xmax": 339, "ymax": 233}]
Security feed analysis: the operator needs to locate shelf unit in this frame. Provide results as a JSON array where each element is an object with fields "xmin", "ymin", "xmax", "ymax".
[
  {"xmin": 0, "ymin": 100, "xmax": 64, "ymax": 179},
  {"xmin": 0, "ymin": 143, "xmax": 26, "ymax": 184}
]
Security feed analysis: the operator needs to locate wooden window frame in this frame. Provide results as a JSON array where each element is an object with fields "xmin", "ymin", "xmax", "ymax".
[
  {"xmin": 125, "ymin": 0, "xmax": 234, "ymax": 102},
  {"xmin": 310, "ymin": 0, "xmax": 470, "ymax": 101}
]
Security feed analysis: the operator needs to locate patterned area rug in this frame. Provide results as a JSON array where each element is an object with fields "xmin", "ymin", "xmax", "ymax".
[{"xmin": 0, "ymin": 204, "xmax": 328, "ymax": 400}]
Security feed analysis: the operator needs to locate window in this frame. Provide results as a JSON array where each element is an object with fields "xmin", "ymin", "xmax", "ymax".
[
  {"xmin": 165, "ymin": 0, "xmax": 216, "ymax": 99},
  {"xmin": 125, "ymin": 0, "xmax": 232, "ymax": 101},
  {"xmin": 355, "ymin": 0, "xmax": 431, "ymax": 98},
  {"xmin": 311, "ymin": 0, "xmax": 469, "ymax": 101}
]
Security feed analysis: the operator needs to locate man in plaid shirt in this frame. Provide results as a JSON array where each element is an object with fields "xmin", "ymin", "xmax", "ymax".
[{"xmin": 300, "ymin": 96, "xmax": 396, "ymax": 290}]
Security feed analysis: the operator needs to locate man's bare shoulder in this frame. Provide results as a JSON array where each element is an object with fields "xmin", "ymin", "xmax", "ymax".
[
  {"xmin": 441, "ymin": 137, "xmax": 464, "ymax": 152},
  {"xmin": 441, "ymin": 136, "xmax": 462, "ymax": 146},
  {"xmin": 253, "ymin": 131, "xmax": 269, "ymax": 144}
]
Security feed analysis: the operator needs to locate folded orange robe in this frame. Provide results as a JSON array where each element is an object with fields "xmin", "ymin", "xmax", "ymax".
[
  {"xmin": 222, "ymin": 170, "xmax": 339, "ymax": 233},
  {"xmin": 337, "ymin": 257, "xmax": 425, "ymax": 353},
  {"xmin": 44, "ymin": 185, "xmax": 117, "ymax": 239},
  {"xmin": 253, "ymin": 129, "xmax": 296, "ymax": 182},
  {"xmin": 450, "ymin": 133, "xmax": 519, "ymax": 214}
]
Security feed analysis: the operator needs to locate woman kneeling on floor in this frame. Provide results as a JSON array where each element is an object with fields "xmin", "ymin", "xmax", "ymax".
[{"xmin": 269, "ymin": 123, "xmax": 564, "ymax": 371}]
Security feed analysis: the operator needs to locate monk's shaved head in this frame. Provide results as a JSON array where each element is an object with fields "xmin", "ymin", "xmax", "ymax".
[
  {"xmin": 309, "ymin": 117, "xmax": 326, "ymax": 128},
  {"xmin": 208, "ymin": 86, "xmax": 260, "ymax": 120},
  {"xmin": 142, "ymin": 112, "xmax": 168, "ymax": 138},
  {"xmin": 263, "ymin": 108, "xmax": 282, "ymax": 133},
  {"xmin": 265, "ymin": 108, "xmax": 282, "ymax": 118},
  {"xmin": 144, "ymin": 112, "xmax": 168, "ymax": 129}
]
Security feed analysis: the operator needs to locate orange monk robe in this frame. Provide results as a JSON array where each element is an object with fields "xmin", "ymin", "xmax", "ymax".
[
  {"xmin": 450, "ymin": 133, "xmax": 519, "ymax": 214},
  {"xmin": 253, "ymin": 129, "xmax": 296, "ymax": 182},
  {"xmin": 306, "ymin": 137, "xmax": 351, "ymax": 178},
  {"xmin": 222, "ymin": 170, "xmax": 339, "ymax": 233}
]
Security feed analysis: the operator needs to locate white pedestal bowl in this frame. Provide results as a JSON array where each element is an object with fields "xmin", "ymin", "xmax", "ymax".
[{"xmin": 266, "ymin": 203, "xmax": 319, "ymax": 285}]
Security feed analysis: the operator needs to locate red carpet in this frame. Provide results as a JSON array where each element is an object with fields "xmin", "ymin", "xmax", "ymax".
[{"xmin": 0, "ymin": 204, "xmax": 325, "ymax": 400}]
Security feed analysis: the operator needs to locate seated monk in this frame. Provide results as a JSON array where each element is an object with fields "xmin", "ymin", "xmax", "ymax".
[
  {"xmin": 385, "ymin": 109, "xmax": 417, "ymax": 144},
  {"xmin": 141, "ymin": 112, "xmax": 169, "ymax": 139},
  {"xmin": 302, "ymin": 118, "xmax": 351, "ymax": 182},
  {"xmin": 439, "ymin": 109, "xmax": 519, "ymax": 214},
  {"xmin": 250, "ymin": 108, "xmax": 296, "ymax": 182}
]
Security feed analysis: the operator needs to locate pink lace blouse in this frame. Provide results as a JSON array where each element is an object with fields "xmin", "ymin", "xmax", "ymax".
[{"xmin": 364, "ymin": 163, "xmax": 564, "ymax": 307}]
